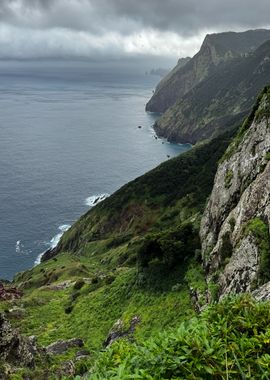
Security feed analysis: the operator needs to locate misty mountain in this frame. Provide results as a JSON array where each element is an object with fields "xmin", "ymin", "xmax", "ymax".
[{"xmin": 146, "ymin": 29, "xmax": 270, "ymax": 113}]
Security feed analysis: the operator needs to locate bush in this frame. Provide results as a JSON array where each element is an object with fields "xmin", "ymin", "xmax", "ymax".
[
  {"xmin": 137, "ymin": 223, "xmax": 199, "ymax": 270},
  {"xmin": 89, "ymin": 295, "xmax": 270, "ymax": 379},
  {"xmin": 74, "ymin": 279, "xmax": 85, "ymax": 290}
]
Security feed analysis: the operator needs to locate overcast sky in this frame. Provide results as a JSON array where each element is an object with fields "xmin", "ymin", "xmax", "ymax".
[{"xmin": 0, "ymin": 0, "xmax": 270, "ymax": 63}]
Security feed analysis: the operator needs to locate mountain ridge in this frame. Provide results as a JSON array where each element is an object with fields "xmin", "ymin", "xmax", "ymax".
[
  {"xmin": 146, "ymin": 28, "xmax": 270, "ymax": 114},
  {"xmin": 154, "ymin": 38, "xmax": 270, "ymax": 143}
]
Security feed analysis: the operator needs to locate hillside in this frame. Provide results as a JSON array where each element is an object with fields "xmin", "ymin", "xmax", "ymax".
[
  {"xmin": 155, "ymin": 39, "xmax": 270, "ymax": 143},
  {"xmin": 146, "ymin": 29, "xmax": 270, "ymax": 113},
  {"xmin": 0, "ymin": 128, "xmax": 234, "ymax": 378},
  {"xmin": 89, "ymin": 86, "xmax": 270, "ymax": 380},
  {"xmin": 2, "ymin": 88, "xmax": 270, "ymax": 379}
]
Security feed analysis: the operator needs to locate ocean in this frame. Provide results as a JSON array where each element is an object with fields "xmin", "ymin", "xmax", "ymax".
[{"xmin": 0, "ymin": 60, "xmax": 190, "ymax": 280}]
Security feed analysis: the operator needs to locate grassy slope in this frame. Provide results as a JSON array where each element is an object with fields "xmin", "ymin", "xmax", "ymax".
[{"xmin": 0, "ymin": 129, "xmax": 235, "ymax": 377}]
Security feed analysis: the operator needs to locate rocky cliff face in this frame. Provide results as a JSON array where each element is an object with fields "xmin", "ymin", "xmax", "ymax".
[
  {"xmin": 146, "ymin": 29, "xmax": 270, "ymax": 114},
  {"xmin": 200, "ymin": 87, "xmax": 270, "ymax": 299}
]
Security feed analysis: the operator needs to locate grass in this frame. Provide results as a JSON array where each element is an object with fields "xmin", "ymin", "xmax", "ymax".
[{"xmin": 243, "ymin": 218, "xmax": 270, "ymax": 285}]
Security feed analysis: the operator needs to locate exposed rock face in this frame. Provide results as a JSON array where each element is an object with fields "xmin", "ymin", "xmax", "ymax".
[
  {"xmin": 200, "ymin": 87, "xmax": 270, "ymax": 299},
  {"xmin": 146, "ymin": 29, "xmax": 270, "ymax": 114},
  {"xmin": 0, "ymin": 314, "xmax": 43, "ymax": 368},
  {"xmin": 252, "ymin": 281, "xmax": 270, "ymax": 301}
]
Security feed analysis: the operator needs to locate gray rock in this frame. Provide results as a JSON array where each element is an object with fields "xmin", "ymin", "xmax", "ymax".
[
  {"xmin": 253, "ymin": 281, "xmax": 270, "ymax": 301},
  {"xmin": 0, "ymin": 313, "xmax": 42, "ymax": 368},
  {"xmin": 46, "ymin": 338, "xmax": 84, "ymax": 355},
  {"xmin": 56, "ymin": 360, "xmax": 76, "ymax": 377},
  {"xmin": 200, "ymin": 93, "xmax": 270, "ymax": 299},
  {"xmin": 104, "ymin": 316, "xmax": 140, "ymax": 347}
]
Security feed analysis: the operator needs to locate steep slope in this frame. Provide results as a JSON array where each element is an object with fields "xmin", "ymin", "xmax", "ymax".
[
  {"xmin": 146, "ymin": 29, "xmax": 270, "ymax": 113},
  {"xmin": 200, "ymin": 86, "xmax": 270, "ymax": 300},
  {"xmin": 155, "ymin": 39, "xmax": 270, "ymax": 143},
  {"xmin": 4, "ymin": 89, "xmax": 270, "ymax": 378},
  {"xmin": 0, "ymin": 130, "xmax": 234, "ymax": 378},
  {"xmin": 90, "ymin": 295, "xmax": 270, "ymax": 379}
]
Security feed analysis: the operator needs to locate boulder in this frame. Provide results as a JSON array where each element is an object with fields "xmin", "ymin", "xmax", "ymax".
[
  {"xmin": 46, "ymin": 338, "xmax": 84, "ymax": 355},
  {"xmin": 104, "ymin": 316, "xmax": 140, "ymax": 347}
]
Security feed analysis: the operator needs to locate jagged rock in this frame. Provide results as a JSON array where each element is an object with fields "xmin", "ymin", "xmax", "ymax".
[
  {"xmin": 45, "ymin": 280, "xmax": 74, "ymax": 291},
  {"xmin": 56, "ymin": 360, "xmax": 76, "ymax": 377},
  {"xmin": 200, "ymin": 88, "xmax": 270, "ymax": 298},
  {"xmin": 75, "ymin": 349, "xmax": 90, "ymax": 360},
  {"xmin": 0, "ymin": 283, "xmax": 22, "ymax": 301},
  {"xmin": 104, "ymin": 316, "xmax": 140, "ymax": 347},
  {"xmin": 41, "ymin": 247, "xmax": 58, "ymax": 262},
  {"xmin": 8, "ymin": 306, "xmax": 26, "ymax": 319},
  {"xmin": 189, "ymin": 287, "xmax": 201, "ymax": 313},
  {"xmin": 252, "ymin": 281, "xmax": 270, "ymax": 301},
  {"xmin": 0, "ymin": 314, "xmax": 43, "ymax": 368},
  {"xmin": 46, "ymin": 338, "xmax": 84, "ymax": 355}
]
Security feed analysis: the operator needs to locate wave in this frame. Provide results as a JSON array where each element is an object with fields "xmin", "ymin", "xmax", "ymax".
[
  {"xmin": 85, "ymin": 193, "xmax": 110, "ymax": 207},
  {"xmin": 34, "ymin": 224, "xmax": 71, "ymax": 266}
]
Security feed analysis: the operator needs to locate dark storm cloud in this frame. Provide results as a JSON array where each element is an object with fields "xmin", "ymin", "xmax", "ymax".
[
  {"xmin": 102, "ymin": 0, "xmax": 270, "ymax": 35},
  {"xmin": 0, "ymin": 0, "xmax": 269, "ymax": 59},
  {"xmin": 1, "ymin": 0, "xmax": 270, "ymax": 34}
]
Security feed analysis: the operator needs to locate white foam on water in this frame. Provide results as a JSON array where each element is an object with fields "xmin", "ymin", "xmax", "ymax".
[
  {"xmin": 15, "ymin": 240, "xmax": 21, "ymax": 253},
  {"xmin": 34, "ymin": 224, "xmax": 71, "ymax": 265},
  {"xmin": 85, "ymin": 193, "xmax": 110, "ymax": 207}
]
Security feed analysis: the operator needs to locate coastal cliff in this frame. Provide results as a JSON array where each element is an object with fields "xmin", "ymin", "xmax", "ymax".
[
  {"xmin": 154, "ymin": 38, "xmax": 270, "ymax": 143},
  {"xmin": 146, "ymin": 29, "xmax": 270, "ymax": 114}
]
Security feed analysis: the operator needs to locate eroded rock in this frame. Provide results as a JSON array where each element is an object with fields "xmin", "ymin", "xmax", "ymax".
[
  {"xmin": 200, "ymin": 90, "xmax": 270, "ymax": 299},
  {"xmin": 46, "ymin": 338, "xmax": 84, "ymax": 355},
  {"xmin": 104, "ymin": 316, "xmax": 140, "ymax": 347}
]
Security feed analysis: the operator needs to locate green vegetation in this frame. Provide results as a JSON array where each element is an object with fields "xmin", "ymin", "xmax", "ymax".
[
  {"xmin": 146, "ymin": 30, "xmax": 270, "ymax": 115},
  {"xmin": 243, "ymin": 218, "xmax": 270, "ymax": 285},
  {"xmin": 224, "ymin": 169, "xmax": 234, "ymax": 188},
  {"xmin": 3, "ymin": 85, "xmax": 270, "ymax": 378},
  {"xmin": 0, "ymin": 129, "xmax": 234, "ymax": 378},
  {"xmin": 265, "ymin": 151, "xmax": 270, "ymax": 161},
  {"xmin": 88, "ymin": 295, "xmax": 270, "ymax": 379},
  {"xmin": 155, "ymin": 39, "xmax": 270, "ymax": 144}
]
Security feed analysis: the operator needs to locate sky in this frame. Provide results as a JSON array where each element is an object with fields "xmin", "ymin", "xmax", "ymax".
[{"xmin": 0, "ymin": 0, "xmax": 270, "ymax": 66}]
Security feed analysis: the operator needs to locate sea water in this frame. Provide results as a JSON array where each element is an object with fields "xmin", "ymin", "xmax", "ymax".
[{"xmin": 0, "ymin": 60, "xmax": 190, "ymax": 279}]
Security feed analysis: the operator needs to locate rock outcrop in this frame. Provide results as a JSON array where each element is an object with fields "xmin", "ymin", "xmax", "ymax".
[
  {"xmin": 0, "ymin": 283, "xmax": 22, "ymax": 301},
  {"xmin": 46, "ymin": 338, "xmax": 84, "ymax": 355},
  {"xmin": 104, "ymin": 316, "xmax": 140, "ymax": 347},
  {"xmin": 0, "ymin": 314, "xmax": 44, "ymax": 369},
  {"xmin": 200, "ymin": 87, "xmax": 270, "ymax": 299}
]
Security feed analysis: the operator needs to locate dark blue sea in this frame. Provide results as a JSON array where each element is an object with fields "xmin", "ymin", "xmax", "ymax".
[{"xmin": 0, "ymin": 60, "xmax": 190, "ymax": 280}]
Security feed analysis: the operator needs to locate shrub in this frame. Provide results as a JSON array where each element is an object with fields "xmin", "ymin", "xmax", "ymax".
[
  {"xmin": 89, "ymin": 295, "xmax": 270, "ymax": 379},
  {"xmin": 74, "ymin": 280, "xmax": 85, "ymax": 290},
  {"xmin": 224, "ymin": 169, "xmax": 233, "ymax": 188}
]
